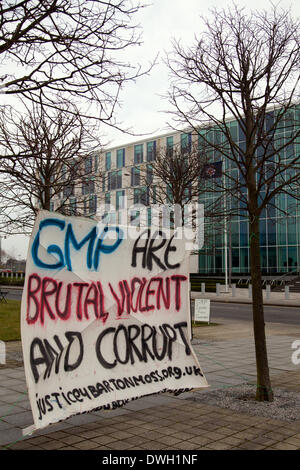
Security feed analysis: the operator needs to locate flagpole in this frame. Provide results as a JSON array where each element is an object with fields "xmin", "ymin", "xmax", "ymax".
[{"xmin": 223, "ymin": 163, "xmax": 228, "ymax": 293}]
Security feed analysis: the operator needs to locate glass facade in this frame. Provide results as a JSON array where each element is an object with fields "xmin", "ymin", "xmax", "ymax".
[{"xmin": 198, "ymin": 107, "xmax": 300, "ymax": 275}]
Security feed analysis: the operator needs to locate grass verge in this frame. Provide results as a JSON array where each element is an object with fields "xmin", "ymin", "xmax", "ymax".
[
  {"xmin": 192, "ymin": 321, "xmax": 218, "ymax": 327},
  {"xmin": 0, "ymin": 300, "xmax": 21, "ymax": 341}
]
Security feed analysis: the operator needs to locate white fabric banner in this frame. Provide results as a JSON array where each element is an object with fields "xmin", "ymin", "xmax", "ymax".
[{"xmin": 21, "ymin": 211, "xmax": 208, "ymax": 431}]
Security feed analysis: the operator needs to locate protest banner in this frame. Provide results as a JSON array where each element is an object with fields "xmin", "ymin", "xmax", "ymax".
[{"xmin": 21, "ymin": 211, "xmax": 208, "ymax": 433}]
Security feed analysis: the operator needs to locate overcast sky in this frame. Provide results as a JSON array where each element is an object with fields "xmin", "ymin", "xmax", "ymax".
[
  {"xmin": 103, "ymin": 0, "xmax": 300, "ymax": 145},
  {"xmin": 2, "ymin": 0, "xmax": 300, "ymax": 259}
]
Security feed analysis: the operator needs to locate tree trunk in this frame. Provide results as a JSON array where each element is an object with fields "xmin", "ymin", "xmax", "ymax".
[
  {"xmin": 249, "ymin": 214, "xmax": 273, "ymax": 401},
  {"xmin": 228, "ymin": 221, "xmax": 232, "ymax": 288},
  {"xmin": 44, "ymin": 182, "xmax": 51, "ymax": 211}
]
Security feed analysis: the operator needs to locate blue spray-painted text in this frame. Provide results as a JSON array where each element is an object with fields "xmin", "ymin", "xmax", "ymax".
[{"xmin": 32, "ymin": 218, "xmax": 123, "ymax": 271}]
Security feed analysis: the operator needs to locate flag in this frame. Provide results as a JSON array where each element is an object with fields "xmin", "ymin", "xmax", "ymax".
[{"xmin": 201, "ymin": 161, "xmax": 222, "ymax": 179}]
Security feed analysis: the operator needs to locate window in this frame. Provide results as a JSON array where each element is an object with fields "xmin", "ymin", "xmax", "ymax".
[
  {"xmin": 61, "ymin": 164, "xmax": 67, "ymax": 181},
  {"xmin": 147, "ymin": 141, "xmax": 156, "ymax": 161},
  {"xmin": 287, "ymin": 217, "xmax": 297, "ymax": 245},
  {"xmin": 152, "ymin": 185, "xmax": 157, "ymax": 204},
  {"xmin": 131, "ymin": 167, "xmax": 140, "ymax": 186},
  {"xmin": 229, "ymin": 123, "xmax": 238, "ymax": 141},
  {"xmin": 103, "ymin": 212, "xmax": 116, "ymax": 224},
  {"xmin": 231, "ymin": 221, "xmax": 239, "ymax": 247},
  {"xmin": 183, "ymin": 185, "xmax": 191, "ymax": 203},
  {"xmin": 260, "ymin": 219, "xmax": 267, "ymax": 246},
  {"xmin": 82, "ymin": 180, "xmax": 88, "ymax": 195},
  {"xmin": 240, "ymin": 221, "xmax": 248, "ymax": 247},
  {"xmin": 134, "ymin": 187, "xmax": 149, "ymax": 206},
  {"xmin": 288, "ymin": 246, "xmax": 298, "ymax": 269},
  {"xmin": 267, "ymin": 219, "xmax": 276, "ymax": 246},
  {"xmin": 198, "ymin": 132, "xmax": 206, "ymax": 153},
  {"xmin": 89, "ymin": 194, "xmax": 97, "ymax": 214},
  {"xmin": 116, "ymin": 190, "xmax": 125, "ymax": 210},
  {"xmin": 108, "ymin": 170, "xmax": 122, "ymax": 190},
  {"xmin": 181, "ymin": 133, "xmax": 191, "ymax": 153},
  {"xmin": 166, "ymin": 184, "xmax": 173, "ymax": 204},
  {"xmin": 278, "ymin": 246, "xmax": 287, "ymax": 271},
  {"xmin": 117, "ymin": 148, "xmax": 125, "ymax": 168},
  {"xmin": 108, "ymin": 172, "xmax": 114, "ymax": 190},
  {"xmin": 146, "ymin": 164, "xmax": 153, "ymax": 185},
  {"xmin": 69, "ymin": 197, "xmax": 76, "ymax": 215},
  {"xmin": 82, "ymin": 178, "xmax": 95, "ymax": 195},
  {"xmin": 64, "ymin": 184, "xmax": 74, "ymax": 198},
  {"xmin": 105, "ymin": 192, "xmax": 111, "ymax": 207},
  {"xmin": 83, "ymin": 198, "xmax": 88, "ymax": 215},
  {"xmin": 166, "ymin": 136, "xmax": 174, "ymax": 156},
  {"xmin": 238, "ymin": 120, "xmax": 246, "ymax": 142},
  {"xmin": 94, "ymin": 154, "xmax": 98, "ymax": 172},
  {"xmin": 85, "ymin": 155, "xmax": 93, "ymax": 174},
  {"xmin": 240, "ymin": 248, "xmax": 249, "ymax": 271},
  {"xmin": 117, "ymin": 170, "xmax": 122, "ymax": 189},
  {"xmin": 105, "ymin": 152, "xmax": 111, "ymax": 171},
  {"xmin": 134, "ymin": 144, "xmax": 143, "ymax": 164},
  {"xmin": 130, "ymin": 210, "xmax": 140, "ymax": 226}
]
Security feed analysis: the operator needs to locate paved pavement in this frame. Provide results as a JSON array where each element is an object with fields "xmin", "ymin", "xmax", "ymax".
[{"xmin": 1, "ymin": 315, "xmax": 300, "ymax": 451}]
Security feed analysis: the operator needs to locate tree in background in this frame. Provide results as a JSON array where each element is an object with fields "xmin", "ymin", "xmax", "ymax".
[
  {"xmin": 0, "ymin": 0, "xmax": 151, "ymax": 125},
  {"xmin": 167, "ymin": 4, "xmax": 300, "ymax": 401},
  {"xmin": 0, "ymin": 99, "xmax": 101, "ymax": 234},
  {"xmin": 139, "ymin": 140, "xmax": 220, "ymax": 228}
]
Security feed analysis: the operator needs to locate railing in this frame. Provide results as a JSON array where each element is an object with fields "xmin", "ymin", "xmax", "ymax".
[
  {"xmin": 0, "ymin": 271, "xmax": 25, "ymax": 279},
  {"xmin": 236, "ymin": 273, "xmax": 299, "ymax": 288},
  {"xmin": 275, "ymin": 269, "xmax": 299, "ymax": 286},
  {"xmin": 237, "ymin": 278, "xmax": 251, "ymax": 286}
]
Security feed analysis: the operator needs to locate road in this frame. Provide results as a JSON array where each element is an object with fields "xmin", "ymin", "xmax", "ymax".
[
  {"xmin": 2, "ymin": 288, "xmax": 23, "ymax": 301},
  {"xmin": 210, "ymin": 302, "xmax": 300, "ymax": 325},
  {"xmin": 3, "ymin": 288, "xmax": 300, "ymax": 325}
]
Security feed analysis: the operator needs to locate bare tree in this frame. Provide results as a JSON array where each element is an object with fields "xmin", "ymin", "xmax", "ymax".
[
  {"xmin": 0, "ymin": 99, "xmax": 102, "ymax": 234},
  {"xmin": 167, "ymin": 4, "xmax": 300, "ymax": 401},
  {"xmin": 143, "ymin": 142, "xmax": 209, "ymax": 205},
  {"xmin": 0, "ymin": 0, "xmax": 151, "ymax": 125},
  {"xmin": 139, "ymin": 140, "xmax": 220, "ymax": 223}
]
